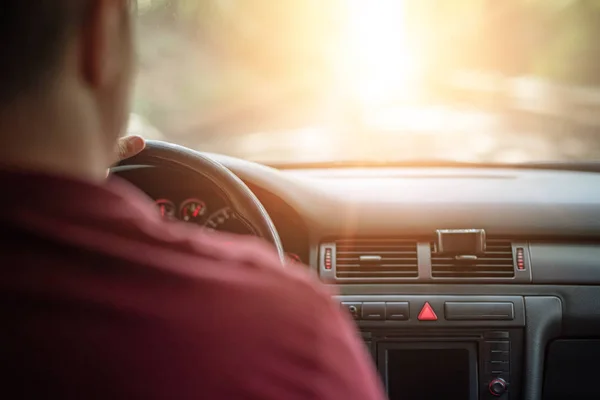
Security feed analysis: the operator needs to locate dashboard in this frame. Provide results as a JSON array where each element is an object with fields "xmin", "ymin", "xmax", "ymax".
[{"xmin": 114, "ymin": 152, "xmax": 600, "ymax": 400}]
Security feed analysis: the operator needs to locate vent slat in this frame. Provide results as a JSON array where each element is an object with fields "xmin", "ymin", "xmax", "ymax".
[
  {"xmin": 337, "ymin": 251, "xmax": 416, "ymax": 255},
  {"xmin": 337, "ymin": 265, "xmax": 418, "ymax": 271},
  {"xmin": 335, "ymin": 239, "xmax": 418, "ymax": 279},
  {"xmin": 337, "ymin": 272, "xmax": 417, "ymax": 278},
  {"xmin": 433, "ymin": 271, "xmax": 514, "ymax": 277},
  {"xmin": 337, "ymin": 257, "xmax": 417, "ymax": 262},
  {"xmin": 431, "ymin": 240, "xmax": 515, "ymax": 279},
  {"xmin": 428, "ymin": 257, "xmax": 513, "ymax": 265},
  {"xmin": 455, "ymin": 251, "xmax": 511, "ymax": 255},
  {"xmin": 433, "ymin": 261, "xmax": 512, "ymax": 264},
  {"xmin": 433, "ymin": 266, "xmax": 514, "ymax": 271},
  {"xmin": 337, "ymin": 244, "xmax": 416, "ymax": 247},
  {"xmin": 337, "ymin": 249, "xmax": 416, "ymax": 252}
]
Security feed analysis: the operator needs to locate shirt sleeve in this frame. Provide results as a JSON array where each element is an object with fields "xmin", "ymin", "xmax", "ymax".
[{"xmin": 311, "ymin": 293, "xmax": 388, "ymax": 400}]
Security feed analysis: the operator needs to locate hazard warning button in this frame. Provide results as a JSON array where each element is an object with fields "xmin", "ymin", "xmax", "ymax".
[{"xmin": 418, "ymin": 302, "xmax": 438, "ymax": 321}]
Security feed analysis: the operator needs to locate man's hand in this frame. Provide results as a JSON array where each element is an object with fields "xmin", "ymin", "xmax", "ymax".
[
  {"xmin": 116, "ymin": 135, "xmax": 146, "ymax": 162},
  {"xmin": 108, "ymin": 136, "xmax": 146, "ymax": 178}
]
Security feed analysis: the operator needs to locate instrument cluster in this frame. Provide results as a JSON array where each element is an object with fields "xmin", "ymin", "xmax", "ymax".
[
  {"xmin": 154, "ymin": 198, "xmax": 254, "ymax": 235},
  {"xmin": 113, "ymin": 165, "xmax": 308, "ymax": 264}
]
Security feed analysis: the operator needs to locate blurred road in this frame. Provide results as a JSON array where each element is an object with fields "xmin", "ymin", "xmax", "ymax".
[
  {"xmin": 151, "ymin": 104, "xmax": 599, "ymax": 164},
  {"xmin": 131, "ymin": 76, "xmax": 600, "ymax": 164}
]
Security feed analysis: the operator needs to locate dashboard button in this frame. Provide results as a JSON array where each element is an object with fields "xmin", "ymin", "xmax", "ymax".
[
  {"xmin": 486, "ymin": 341, "xmax": 510, "ymax": 352},
  {"xmin": 362, "ymin": 302, "xmax": 385, "ymax": 320},
  {"xmin": 490, "ymin": 351, "xmax": 510, "ymax": 362},
  {"xmin": 417, "ymin": 302, "xmax": 438, "ymax": 321},
  {"xmin": 485, "ymin": 331, "xmax": 510, "ymax": 339},
  {"xmin": 489, "ymin": 378, "xmax": 508, "ymax": 397},
  {"xmin": 486, "ymin": 361, "xmax": 510, "ymax": 374},
  {"xmin": 341, "ymin": 302, "xmax": 362, "ymax": 320},
  {"xmin": 445, "ymin": 302, "xmax": 514, "ymax": 321},
  {"xmin": 385, "ymin": 302, "xmax": 409, "ymax": 321}
]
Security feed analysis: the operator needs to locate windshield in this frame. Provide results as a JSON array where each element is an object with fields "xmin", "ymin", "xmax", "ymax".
[{"xmin": 133, "ymin": 0, "xmax": 600, "ymax": 165}]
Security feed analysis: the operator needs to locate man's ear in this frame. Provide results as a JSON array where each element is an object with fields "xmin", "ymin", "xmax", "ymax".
[{"xmin": 81, "ymin": 0, "xmax": 125, "ymax": 89}]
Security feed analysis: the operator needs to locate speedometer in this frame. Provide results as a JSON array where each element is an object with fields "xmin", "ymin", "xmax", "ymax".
[
  {"xmin": 180, "ymin": 199, "xmax": 207, "ymax": 224},
  {"xmin": 155, "ymin": 199, "xmax": 176, "ymax": 219},
  {"xmin": 204, "ymin": 207, "xmax": 254, "ymax": 235}
]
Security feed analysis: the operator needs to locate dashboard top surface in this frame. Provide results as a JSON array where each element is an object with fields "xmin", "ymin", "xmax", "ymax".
[{"xmin": 194, "ymin": 154, "xmax": 600, "ymax": 238}]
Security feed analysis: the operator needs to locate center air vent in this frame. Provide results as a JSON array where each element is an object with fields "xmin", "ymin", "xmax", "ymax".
[
  {"xmin": 431, "ymin": 239, "xmax": 515, "ymax": 278},
  {"xmin": 335, "ymin": 239, "xmax": 418, "ymax": 279}
]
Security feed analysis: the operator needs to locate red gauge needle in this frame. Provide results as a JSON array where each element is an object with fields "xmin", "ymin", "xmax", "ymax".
[
  {"xmin": 193, "ymin": 207, "xmax": 201, "ymax": 217},
  {"xmin": 160, "ymin": 206, "xmax": 165, "ymax": 217}
]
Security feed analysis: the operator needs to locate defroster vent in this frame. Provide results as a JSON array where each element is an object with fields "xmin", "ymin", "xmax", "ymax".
[
  {"xmin": 431, "ymin": 239, "xmax": 515, "ymax": 278},
  {"xmin": 335, "ymin": 239, "xmax": 418, "ymax": 279}
]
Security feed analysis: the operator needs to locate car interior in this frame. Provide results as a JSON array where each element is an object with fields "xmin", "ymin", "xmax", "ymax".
[
  {"xmin": 128, "ymin": 1, "xmax": 600, "ymax": 399},
  {"xmin": 111, "ymin": 140, "xmax": 599, "ymax": 400}
]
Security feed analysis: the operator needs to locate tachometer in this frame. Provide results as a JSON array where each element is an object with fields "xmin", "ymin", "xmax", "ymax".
[
  {"xmin": 180, "ymin": 199, "xmax": 207, "ymax": 223},
  {"xmin": 204, "ymin": 207, "xmax": 254, "ymax": 235},
  {"xmin": 155, "ymin": 199, "xmax": 176, "ymax": 219}
]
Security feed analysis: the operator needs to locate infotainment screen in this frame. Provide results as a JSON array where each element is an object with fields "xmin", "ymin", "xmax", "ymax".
[{"xmin": 379, "ymin": 343, "xmax": 478, "ymax": 400}]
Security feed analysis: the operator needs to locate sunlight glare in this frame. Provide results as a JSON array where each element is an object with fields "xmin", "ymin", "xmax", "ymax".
[{"xmin": 339, "ymin": 0, "xmax": 421, "ymax": 108}]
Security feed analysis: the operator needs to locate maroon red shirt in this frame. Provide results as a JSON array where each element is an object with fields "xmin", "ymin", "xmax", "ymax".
[{"xmin": 0, "ymin": 169, "xmax": 386, "ymax": 400}]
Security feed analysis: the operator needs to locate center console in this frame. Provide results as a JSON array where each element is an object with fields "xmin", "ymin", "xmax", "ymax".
[{"xmin": 337, "ymin": 295, "xmax": 525, "ymax": 400}]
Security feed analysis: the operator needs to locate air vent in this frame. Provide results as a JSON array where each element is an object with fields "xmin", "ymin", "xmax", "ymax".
[
  {"xmin": 335, "ymin": 239, "xmax": 418, "ymax": 279},
  {"xmin": 431, "ymin": 239, "xmax": 515, "ymax": 278}
]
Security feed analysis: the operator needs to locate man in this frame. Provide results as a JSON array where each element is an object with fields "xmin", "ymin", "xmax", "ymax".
[{"xmin": 0, "ymin": 1, "xmax": 386, "ymax": 399}]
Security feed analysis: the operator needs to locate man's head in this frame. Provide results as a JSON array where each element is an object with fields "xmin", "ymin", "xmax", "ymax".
[{"xmin": 0, "ymin": 0, "xmax": 136, "ymax": 180}]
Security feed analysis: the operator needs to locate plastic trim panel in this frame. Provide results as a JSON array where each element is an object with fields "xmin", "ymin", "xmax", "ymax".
[
  {"xmin": 523, "ymin": 297, "xmax": 562, "ymax": 400},
  {"xmin": 530, "ymin": 243, "xmax": 600, "ymax": 284}
]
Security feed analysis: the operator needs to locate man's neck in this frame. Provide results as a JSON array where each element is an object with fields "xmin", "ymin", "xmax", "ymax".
[
  {"xmin": 0, "ymin": 142, "xmax": 108, "ymax": 182},
  {"xmin": 0, "ymin": 92, "xmax": 111, "ymax": 183}
]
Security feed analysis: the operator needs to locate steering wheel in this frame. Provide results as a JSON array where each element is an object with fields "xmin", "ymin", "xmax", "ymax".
[{"xmin": 113, "ymin": 140, "xmax": 285, "ymax": 264}]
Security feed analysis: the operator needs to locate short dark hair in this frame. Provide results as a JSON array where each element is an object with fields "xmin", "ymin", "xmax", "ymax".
[{"xmin": 0, "ymin": 1, "xmax": 94, "ymax": 105}]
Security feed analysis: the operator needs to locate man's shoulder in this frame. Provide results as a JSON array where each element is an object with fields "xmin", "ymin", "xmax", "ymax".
[
  {"xmin": 123, "ymin": 224, "xmax": 334, "ymax": 344},
  {"xmin": 133, "ymin": 220, "xmax": 332, "ymax": 317},
  {"xmin": 187, "ymin": 229, "xmax": 329, "ymax": 303}
]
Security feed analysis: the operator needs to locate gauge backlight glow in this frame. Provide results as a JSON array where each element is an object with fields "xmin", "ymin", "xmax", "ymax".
[
  {"xmin": 180, "ymin": 199, "xmax": 207, "ymax": 223},
  {"xmin": 155, "ymin": 199, "xmax": 176, "ymax": 219}
]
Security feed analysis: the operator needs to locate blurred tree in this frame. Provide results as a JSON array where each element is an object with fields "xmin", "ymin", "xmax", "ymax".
[
  {"xmin": 405, "ymin": 0, "xmax": 600, "ymax": 85},
  {"xmin": 158, "ymin": 0, "xmax": 346, "ymax": 82},
  {"xmin": 531, "ymin": 0, "xmax": 600, "ymax": 85},
  {"xmin": 135, "ymin": 0, "xmax": 347, "ymax": 135}
]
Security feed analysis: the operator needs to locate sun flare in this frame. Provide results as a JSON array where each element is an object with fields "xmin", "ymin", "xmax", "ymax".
[{"xmin": 338, "ymin": 0, "xmax": 422, "ymax": 108}]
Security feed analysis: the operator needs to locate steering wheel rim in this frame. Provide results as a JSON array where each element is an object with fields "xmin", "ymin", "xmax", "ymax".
[{"xmin": 114, "ymin": 140, "xmax": 285, "ymax": 264}]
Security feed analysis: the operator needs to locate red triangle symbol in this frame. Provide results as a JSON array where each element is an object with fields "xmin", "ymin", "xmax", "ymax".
[{"xmin": 418, "ymin": 302, "xmax": 438, "ymax": 321}]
